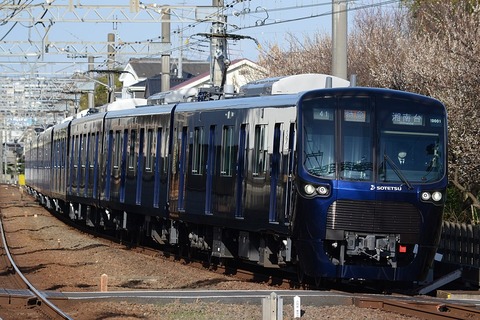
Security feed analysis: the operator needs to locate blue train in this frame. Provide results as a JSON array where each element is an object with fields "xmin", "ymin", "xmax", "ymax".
[{"xmin": 24, "ymin": 74, "xmax": 448, "ymax": 284}]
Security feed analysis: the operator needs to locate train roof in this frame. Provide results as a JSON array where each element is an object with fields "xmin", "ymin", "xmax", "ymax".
[
  {"xmin": 104, "ymin": 104, "xmax": 174, "ymax": 119},
  {"xmin": 173, "ymin": 93, "xmax": 301, "ymax": 113},
  {"xmin": 101, "ymin": 93, "xmax": 301, "ymax": 120},
  {"xmin": 71, "ymin": 111, "xmax": 106, "ymax": 124},
  {"xmin": 54, "ymin": 86, "xmax": 445, "ymax": 127},
  {"xmin": 299, "ymin": 86, "xmax": 445, "ymax": 106},
  {"xmin": 52, "ymin": 120, "xmax": 71, "ymax": 131},
  {"xmin": 239, "ymin": 73, "xmax": 350, "ymax": 96}
]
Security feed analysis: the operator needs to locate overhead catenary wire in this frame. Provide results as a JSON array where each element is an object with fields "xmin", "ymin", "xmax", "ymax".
[
  {"xmin": 1, "ymin": 1, "xmax": 403, "ymax": 71},
  {"xmin": 112, "ymin": 0, "xmax": 401, "ymax": 62},
  {"xmin": 228, "ymin": 0, "xmax": 400, "ymax": 31}
]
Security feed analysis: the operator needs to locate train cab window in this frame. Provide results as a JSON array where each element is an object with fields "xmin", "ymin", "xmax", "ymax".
[
  {"xmin": 377, "ymin": 98, "xmax": 446, "ymax": 183},
  {"xmin": 145, "ymin": 129, "xmax": 154, "ymax": 172},
  {"xmin": 302, "ymin": 98, "xmax": 335, "ymax": 178},
  {"xmin": 339, "ymin": 97, "xmax": 373, "ymax": 181},
  {"xmin": 253, "ymin": 125, "xmax": 268, "ymax": 177},
  {"xmin": 128, "ymin": 130, "xmax": 137, "ymax": 171},
  {"xmin": 192, "ymin": 127, "xmax": 205, "ymax": 175},
  {"xmin": 221, "ymin": 126, "xmax": 234, "ymax": 177}
]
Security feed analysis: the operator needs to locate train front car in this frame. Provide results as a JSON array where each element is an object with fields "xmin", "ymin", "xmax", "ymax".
[{"xmin": 293, "ymin": 87, "xmax": 447, "ymax": 283}]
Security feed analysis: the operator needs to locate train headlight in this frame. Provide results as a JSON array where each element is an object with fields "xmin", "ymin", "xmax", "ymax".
[
  {"xmin": 304, "ymin": 184, "xmax": 316, "ymax": 195},
  {"xmin": 421, "ymin": 192, "xmax": 431, "ymax": 201},
  {"xmin": 317, "ymin": 185, "xmax": 329, "ymax": 196},
  {"xmin": 432, "ymin": 191, "xmax": 442, "ymax": 202}
]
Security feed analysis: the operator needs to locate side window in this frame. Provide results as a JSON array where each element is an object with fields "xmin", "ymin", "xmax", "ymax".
[
  {"xmin": 163, "ymin": 128, "xmax": 169, "ymax": 173},
  {"xmin": 128, "ymin": 129, "xmax": 137, "ymax": 171},
  {"xmin": 253, "ymin": 125, "xmax": 267, "ymax": 177},
  {"xmin": 146, "ymin": 129, "xmax": 154, "ymax": 172},
  {"xmin": 155, "ymin": 128, "xmax": 163, "ymax": 174},
  {"xmin": 81, "ymin": 134, "xmax": 87, "ymax": 168},
  {"xmin": 107, "ymin": 130, "xmax": 113, "ymax": 172},
  {"xmin": 83, "ymin": 133, "xmax": 88, "ymax": 169},
  {"xmin": 192, "ymin": 127, "xmax": 204, "ymax": 175},
  {"xmin": 113, "ymin": 130, "xmax": 121, "ymax": 169},
  {"xmin": 60, "ymin": 138, "xmax": 65, "ymax": 169},
  {"xmin": 53, "ymin": 140, "xmax": 58, "ymax": 168},
  {"xmin": 220, "ymin": 126, "xmax": 234, "ymax": 177},
  {"xmin": 55, "ymin": 139, "xmax": 58, "ymax": 169},
  {"xmin": 88, "ymin": 133, "xmax": 95, "ymax": 168},
  {"xmin": 73, "ymin": 135, "xmax": 79, "ymax": 169}
]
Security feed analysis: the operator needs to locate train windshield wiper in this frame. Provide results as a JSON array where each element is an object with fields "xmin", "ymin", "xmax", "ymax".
[
  {"xmin": 383, "ymin": 154, "xmax": 413, "ymax": 190},
  {"xmin": 304, "ymin": 151, "xmax": 323, "ymax": 166}
]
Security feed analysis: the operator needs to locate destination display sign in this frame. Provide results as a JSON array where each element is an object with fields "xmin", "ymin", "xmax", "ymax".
[
  {"xmin": 344, "ymin": 109, "xmax": 367, "ymax": 122},
  {"xmin": 392, "ymin": 112, "xmax": 424, "ymax": 126}
]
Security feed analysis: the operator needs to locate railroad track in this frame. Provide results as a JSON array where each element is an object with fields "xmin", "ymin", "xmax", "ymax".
[
  {"xmin": 0, "ymin": 208, "xmax": 73, "ymax": 320},
  {"xmin": 355, "ymin": 297, "xmax": 480, "ymax": 320}
]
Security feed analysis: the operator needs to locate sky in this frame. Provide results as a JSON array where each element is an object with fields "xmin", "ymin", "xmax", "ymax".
[{"xmin": 0, "ymin": 0, "xmax": 401, "ymax": 77}]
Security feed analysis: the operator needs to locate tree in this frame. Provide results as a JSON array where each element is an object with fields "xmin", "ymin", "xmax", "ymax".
[
  {"xmin": 79, "ymin": 73, "xmax": 123, "ymax": 110},
  {"xmin": 257, "ymin": 33, "xmax": 332, "ymax": 76}
]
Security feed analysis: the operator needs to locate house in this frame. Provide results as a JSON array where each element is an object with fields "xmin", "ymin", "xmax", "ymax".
[
  {"xmin": 119, "ymin": 57, "xmax": 267, "ymax": 100},
  {"xmin": 119, "ymin": 58, "xmax": 210, "ymax": 99}
]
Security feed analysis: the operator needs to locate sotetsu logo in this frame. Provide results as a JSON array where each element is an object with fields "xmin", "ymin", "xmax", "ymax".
[{"xmin": 370, "ymin": 185, "xmax": 403, "ymax": 191}]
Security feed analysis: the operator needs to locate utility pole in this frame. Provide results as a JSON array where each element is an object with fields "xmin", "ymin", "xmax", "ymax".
[
  {"xmin": 210, "ymin": 0, "xmax": 229, "ymax": 91},
  {"xmin": 161, "ymin": 8, "xmax": 171, "ymax": 92},
  {"xmin": 177, "ymin": 27, "xmax": 183, "ymax": 79},
  {"xmin": 107, "ymin": 33, "xmax": 116, "ymax": 103},
  {"xmin": 332, "ymin": 0, "xmax": 348, "ymax": 80},
  {"xmin": 88, "ymin": 56, "xmax": 95, "ymax": 109}
]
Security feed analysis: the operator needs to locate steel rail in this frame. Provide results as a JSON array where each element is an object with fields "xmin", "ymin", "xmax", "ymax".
[
  {"xmin": 0, "ymin": 211, "xmax": 73, "ymax": 320},
  {"xmin": 355, "ymin": 297, "xmax": 480, "ymax": 320}
]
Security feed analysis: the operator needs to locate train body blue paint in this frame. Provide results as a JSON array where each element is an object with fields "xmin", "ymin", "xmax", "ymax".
[{"xmin": 24, "ymin": 76, "xmax": 447, "ymax": 283}]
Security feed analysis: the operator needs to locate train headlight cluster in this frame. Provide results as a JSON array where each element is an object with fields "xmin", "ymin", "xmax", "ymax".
[
  {"xmin": 421, "ymin": 191, "xmax": 443, "ymax": 203},
  {"xmin": 304, "ymin": 184, "xmax": 316, "ymax": 195},
  {"xmin": 421, "ymin": 192, "xmax": 430, "ymax": 201},
  {"xmin": 317, "ymin": 186, "xmax": 329, "ymax": 195},
  {"xmin": 302, "ymin": 183, "xmax": 331, "ymax": 197},
  {"xmin": 432, "ymin": 191, "xmax": 443, "ymax": 201}
]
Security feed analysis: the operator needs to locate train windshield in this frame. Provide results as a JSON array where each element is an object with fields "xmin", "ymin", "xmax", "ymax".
[
  {"xmin": 302, "ymin": 97, "xmax": 336, "ymax": 178},
  {"xmin": 339, "ymin": 97, "xmax": 373, "ymax": 181},
  {"xmin": 301, "ymin": 93, "xmax": 446, "ymax": 184},
  {"xmin": 377, "ymin": 97, "xmax": 445, "ymax": 183},
  {"xmin": 301, "ymin": 96, "xmax": 373, "ymax": 180}
]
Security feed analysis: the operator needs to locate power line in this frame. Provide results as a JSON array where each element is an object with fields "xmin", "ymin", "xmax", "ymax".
[
  {"xmin": 159, "ymin": 1, "xmax": 402, "ymax": 61},
  {"xmin": 229, "ymin": 0, "xmax": 400, "ymax": 31}
]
